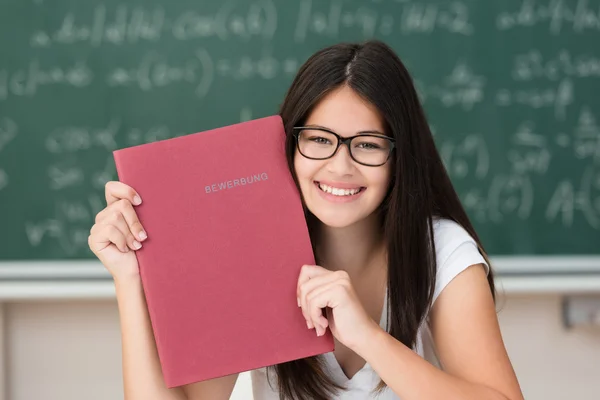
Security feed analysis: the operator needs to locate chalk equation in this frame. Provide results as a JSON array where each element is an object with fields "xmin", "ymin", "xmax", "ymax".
[
  {"xmin": 25, "ymin": 194, "xmax": 105, "ymax": 255},
  {"xmin": 29, "ymin": 1, "xmax": 278, "ymax": 47},
  {"xmin": 497, "ymin": 0, "xmax": 600, "ymax": 34},
  {"xmin": 0, "ymin": 169, "xmax": 7, "ymax": 192},
  {"xmin": 0, "ymin": 50, "xmax": 301, "ymax": 101},
  {"xmin": 294, "ymin": 0, "xmax": 473, "ymax": 43},
  {"xmin": 512, "ymin": 49, "xmax": 600, "ymax": 81},
  {"xmin": 419, "ymin": 61, "xmax": 486, "ymax": 110},
  {"xmin": 0, "ymin": 0, "xmax": 599, "ymax": 255},
  {"xmin": 0, "ymin": 117, "xmax": 17, "ymax": 192}
]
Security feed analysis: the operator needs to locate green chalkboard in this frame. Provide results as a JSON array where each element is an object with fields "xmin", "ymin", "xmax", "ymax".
[{"xmin": 1, "ymin": 0, "xmax": 599, "ymax": 261}]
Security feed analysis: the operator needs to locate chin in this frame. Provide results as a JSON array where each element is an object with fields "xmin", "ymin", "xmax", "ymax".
[
  {"xmin": 301, "ymin": 184, "xmax": 380, "ymax": 228},
  {"xmin": 306, "ymin": 207, "xmax": 370, "ymax": 229}
]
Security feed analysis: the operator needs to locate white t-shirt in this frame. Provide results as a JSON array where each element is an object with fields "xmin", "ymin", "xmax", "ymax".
[{"xmin": 251, "ymin": 218, "xmax": 489, "ymax": 399}]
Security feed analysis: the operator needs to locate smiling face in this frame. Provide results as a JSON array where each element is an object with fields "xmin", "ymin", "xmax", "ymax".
[{"xmin": 293, "ymin": 85, "xmax": 393, "ymax": 228}]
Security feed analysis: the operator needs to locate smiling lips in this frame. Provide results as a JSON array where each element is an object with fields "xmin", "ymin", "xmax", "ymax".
[{"xmin": 315, "ymin": 181, "xmax": 365, "ymax": 198}]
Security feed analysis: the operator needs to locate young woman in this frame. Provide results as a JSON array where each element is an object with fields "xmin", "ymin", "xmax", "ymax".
[{"xmin": 89, "ymin": 40, "xmax": 523, "ymax": 400}]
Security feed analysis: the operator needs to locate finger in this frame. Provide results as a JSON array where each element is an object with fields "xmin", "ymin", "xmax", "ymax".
[
  {"xmin": 306, "ymin": 282, "xmax": 339, "ymax": 335},
  {"xmin": 297, "ymin": 265, "xmax": 329, "ymax": 329},
  {"xmin": 298, "ymin": 273, "xmax": 339, "ymax": 329},
  {"xmin": 95, "ymin": 200, "xmax": 146, "ymax": 242},
  {"xmin": 298, "ymin": 271, "xmax": 340, "ymax": 299},
  {"xmin": 102, "ymin": 211, "xmax": 142, "ymax": 250},
  {"xmin": 105, "ymin": 181, "xmax": 142, "ymax": 207},
  {"xmin": 90, "ymin": 224, "xmax": 129, "ymax": 253},
  {"xmin": 297, "ymin": 264, "xmax": 329, "ymax": 304},
  {"xmin": 95, "ymin": 199, "xmax": 146, "ymax": 240},
  {"xmin": 112, "ymin": 199, "xmax": 147, "ymax": 242}
]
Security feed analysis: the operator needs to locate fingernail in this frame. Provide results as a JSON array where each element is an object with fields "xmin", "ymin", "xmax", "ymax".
[
  {"xmin": 306, "ymin": 320, "xmax": 311, "ymax": 329},
  {"xmin": 320, "ymin": 317, "xmax": 328, "ymax": 328},
  {"xmin": 133, "ymin": 240, "xmax": 142, "ymax": 249},
  {"xmin": 307, "ymin": 320, "xmax": 313, "ymax": 329},
  {"xmin": 133, "ymin": 195, "xmax": 142, "ymax": 205},
  {"xmin": 139, "ymin": 230, "xmax": 147, "ymax": 240},
  {"xmin": 316, "ymin": 326, "xmax": 322, "ymax": 337}
]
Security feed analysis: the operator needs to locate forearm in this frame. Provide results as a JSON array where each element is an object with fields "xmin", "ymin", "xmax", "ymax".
[
  {"xmin": 115, "ymin": 278, "xmax": 187, "ymax": 400},
  {"xmin": 356, "ymin": 327, "xmax": 510, "ymax": 400}
]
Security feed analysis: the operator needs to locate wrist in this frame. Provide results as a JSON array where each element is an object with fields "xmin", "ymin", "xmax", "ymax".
[
  {"xmin": 349, "ymin": 319, "xmax": 386, "ymax": 356},
  {"xmin": 114, "ymin": 274, "xmax": 142, "ymax": 291}
]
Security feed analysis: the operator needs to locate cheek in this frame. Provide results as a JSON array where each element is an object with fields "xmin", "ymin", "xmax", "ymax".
[
  {"xmin": 365, "ymin": 166, "xmax": 392, "ymax": 191},
  {"xmin": 293, "ymin": 151, "xmax": 303, "ymax": 179},
  {"xmin": 293, "ymin": 152, "xmax": 317, "ymax": 183}
]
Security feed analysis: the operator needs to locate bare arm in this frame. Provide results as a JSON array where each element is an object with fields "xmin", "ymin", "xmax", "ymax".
[
  {"xmin": 355, "ymin": 264, "xmax": 523, "ymax": 400},
  {"xmin": 115, "ymin": 277, "xmax": 239, "ymax": 400},
  {"xmin": 115, "ymin": 277, "xmax": 187, "ymax": 400},
  {"xmin": 90, "ymin": 181, "xmax": 238, "ymax": 400}
]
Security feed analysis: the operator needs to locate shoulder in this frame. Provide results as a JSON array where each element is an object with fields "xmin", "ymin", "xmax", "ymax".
[{"xmin": 431, "ymin": 217, "xmax": 489, "ymax": 304}]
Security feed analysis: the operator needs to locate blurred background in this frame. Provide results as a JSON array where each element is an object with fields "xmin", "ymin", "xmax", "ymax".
[{"xmin": 1, "ymin": 0, "xmax": 599, "ymax": 398}]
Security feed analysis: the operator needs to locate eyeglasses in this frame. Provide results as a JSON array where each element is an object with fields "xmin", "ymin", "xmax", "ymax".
[{"xmin": 292, "ymin": 126, "xmax": 395, "ymax": 167}]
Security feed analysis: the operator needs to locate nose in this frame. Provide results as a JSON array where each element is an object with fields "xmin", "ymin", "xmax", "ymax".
[{"xmin": 326, "ymin": 142, "xmax": 355, "ymax": 174}]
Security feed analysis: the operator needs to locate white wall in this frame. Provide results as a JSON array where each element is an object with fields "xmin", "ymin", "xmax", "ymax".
[{"xmin": 2, "ymin": 294, "xmax": 600, "ymax": 400}]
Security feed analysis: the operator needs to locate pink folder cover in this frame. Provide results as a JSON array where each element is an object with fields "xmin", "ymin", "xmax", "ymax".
[{"xmin": 112, "ymin": 115, "xmax": 334, "ymax": 388}]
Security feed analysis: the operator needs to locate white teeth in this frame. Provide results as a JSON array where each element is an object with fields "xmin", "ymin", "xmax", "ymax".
[{"xmin": 318, "ymin": 183, "xmax": 362, "ymax": 196}]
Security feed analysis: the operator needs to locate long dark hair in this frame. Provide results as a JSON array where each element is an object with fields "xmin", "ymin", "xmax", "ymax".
[{"xmin": 268, "ymin": 40, "xmax": 496, "ymax": 400}]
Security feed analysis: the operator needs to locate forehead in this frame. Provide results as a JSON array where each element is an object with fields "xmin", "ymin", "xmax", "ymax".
[{"xmin": 304, "ymin": 85, "xmax": 385, "ymax": 136}]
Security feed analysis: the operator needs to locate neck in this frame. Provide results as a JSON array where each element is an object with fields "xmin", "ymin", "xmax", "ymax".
[{"xmin": 312, "ymin": 211, "xmax": 386, "ymax": 277}]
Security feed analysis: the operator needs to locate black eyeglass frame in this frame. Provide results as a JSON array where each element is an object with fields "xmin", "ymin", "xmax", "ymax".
[{"xmin": 292, "ymin": 126, "xmax": 396, "ymax": 167}]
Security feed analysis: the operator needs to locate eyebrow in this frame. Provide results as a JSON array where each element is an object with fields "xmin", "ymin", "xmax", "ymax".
[{"xmin": 303, "ymin": 124, "xmax": 387, "ymax": 136}]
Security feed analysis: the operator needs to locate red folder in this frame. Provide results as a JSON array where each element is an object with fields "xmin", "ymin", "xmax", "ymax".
[{"xmin": 112, "ymin": 115, "xmax": 334, "ymax": 388}]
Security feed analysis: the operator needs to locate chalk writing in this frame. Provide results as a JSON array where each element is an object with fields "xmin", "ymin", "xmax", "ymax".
[
  {"xmin": 25, "ymin": 195, "xmax": 104, "ymax": 254},
  {"xmin": 0, "ymin": 117, "xmax": 18, "ymax": 152},
  {"xmin": 216, "ymin": 52, "xmax": 299, "ymax": 80},
  {"xmin": 507, "ymin": 122, "xmax": 552, "ymax": 175},
  {"xmin": 106, "ymin": 49, "xmax": 300, "ymax": 95},
  {"xmin": 0, "ymin": 0, "xmax": 599, "ymax": 259},
  {"xmin": 91, "ymin": 157, "xmax": 118, "ymax": 190},
  {"xmin": 106, "ymin": 50, "xmax": 206, "ymax": 93},
  {"xmin": 0, "ymin": 71, "xmax": 6, "ymax": 100},
  {"xmin": 240, "ymin": 106, "xmax": 253, "ymax": 122},
  {"xmin": 497, "ymin": 0, "xmax": 600, "ymax": 34},
  {"xmin": 425, "ymin": 61, "xmax": 486, "ymax": 110},
  {"xmin": 294, "ymin": 0, "xmax": 473, "ymax": 43},
  {"xmin": 46, "ymin": 118, "xmax": 120, "ymax": 153},
  {"xmin": 495, "ymin": 78, "xmax": 574, "ymax": 121},
  {"xmin": 30, "ymin": 1, "xmax": 278, "ymax": 47},
  {"xmin": 124, "ymin": 125, "xmax": 176, "ymax": 147},
  {"xmin": 0, "ymin": 169, "xmax": 7, "ymax": 191},
  {"xmin": 0, "ymin": 117, "xmax": 16, "ymax": 192},
  {"xmin": 440, "ymin": 134, "xmax": 489, "ymax": 179},
  {"xmin": 295, "ymin": 0, "xmax": 376, "ymax": 42},
  {"xmin": 488, "ymin": 174, "xmax": 535, "ymax": 222},
  {"xmin": 30, "ymin": 5, "xmax": 164, "ymax": 47},
  {"xmin": 458, "ymin": 174, "xmax": 535, "ymax": 223},
  {"xmin": 546, "ymin": 165, "xmax": 600, "ymax": 228},
  {"xmin": 572, "ymin": 106, "xmax": 600, "ymax": 163},
  {"xmin": 0, "ymin": 60, "xmax": 93, "ymax": 100},
  {"xmin": 398, "ymin": 0, "xmax": 473, "ymax": 35},
  {"xmin": 25, "ymin": 219, "xmax": 91, "ymax": 255},
  {"xmin": 172, "ymin": 0, "xmax": 277, "ymax": 41},
  {"xmin": 25, "ymin": 219, "xmax": 61, "ymax": 248},
  {"xmin": 513, "ymin": 49, "xmax": 600, "ymax": 81},
  {"xmin": 48, "ymin": 164, "xmax": 85, "ymax": 190}
]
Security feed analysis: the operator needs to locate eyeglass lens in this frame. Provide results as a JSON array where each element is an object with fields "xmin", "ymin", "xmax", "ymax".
[{"xmin": 296, "ymin": 128, "xmax": 392, "ymax": 166}]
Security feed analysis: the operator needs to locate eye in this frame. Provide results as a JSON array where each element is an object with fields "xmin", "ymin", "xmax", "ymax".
[
  {"xmin": 307, "ymin": 135, "xmax": 333, "ymax": 145},
  {"xmin": 356, "ymin": 142, "xmax": 381, "ymax": 149}
]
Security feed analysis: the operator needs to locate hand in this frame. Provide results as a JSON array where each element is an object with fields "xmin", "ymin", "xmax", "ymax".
[
  {"xmin": 296, "ymin": 265, "xmax": 381, "ymax": 351},
  {"xmin": 88, "ymin": 181, "xmax": 148, "ymax": 282}
]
